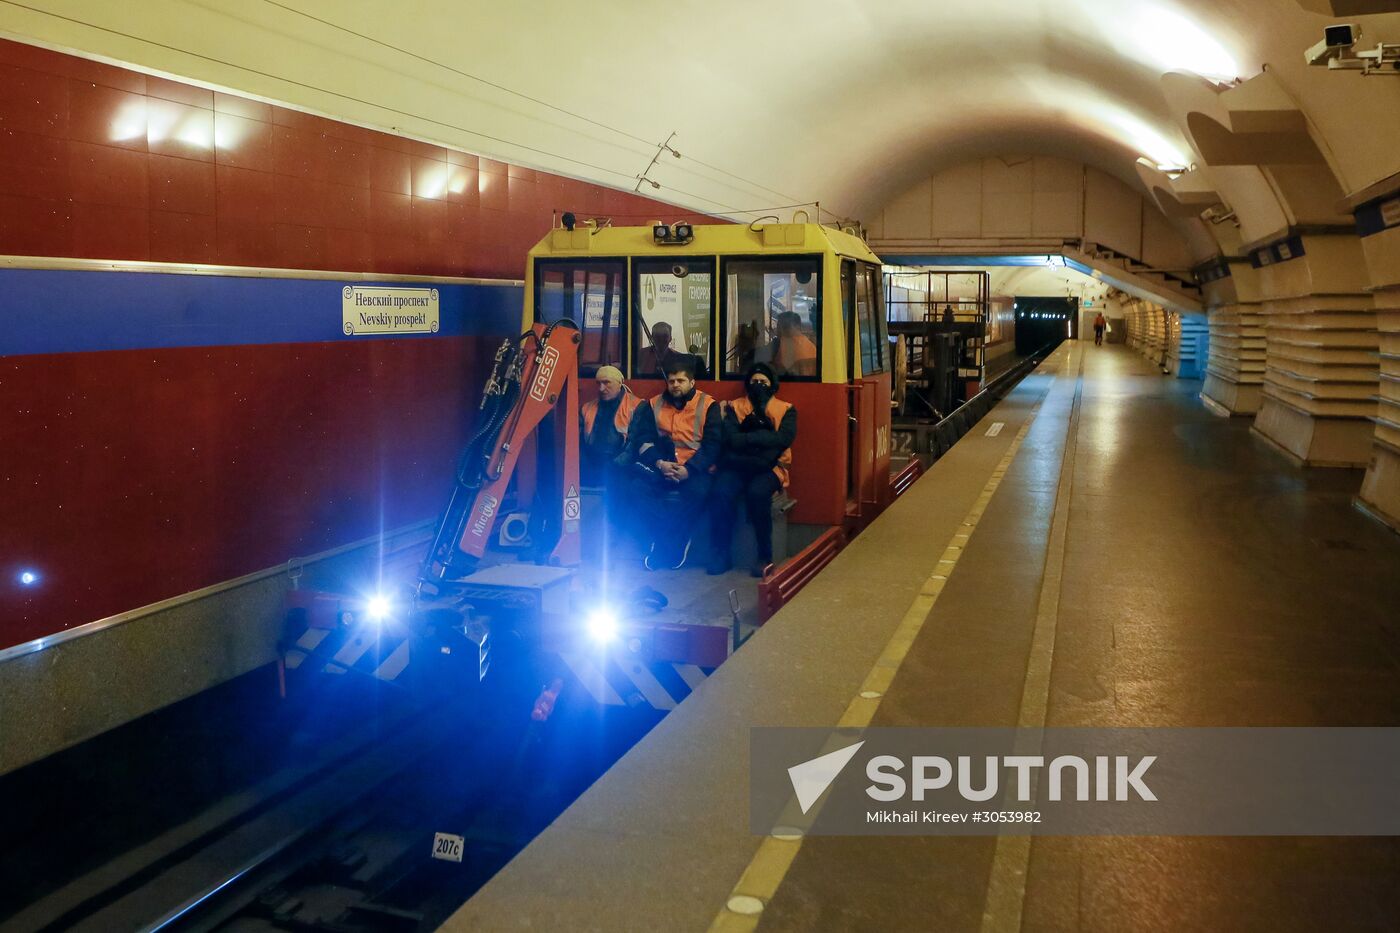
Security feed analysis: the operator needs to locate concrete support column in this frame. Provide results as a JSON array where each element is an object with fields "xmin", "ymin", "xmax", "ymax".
[
  {"xmin": 1124, "ymin": 303, "xmax": 1143, "ymax": 351},
  {"xmin": 1148, "ymin": 306, "xmax": 1168, "ymax": 371},
  {"xmin": 1168, "ymin": 312, "xmax": 1208, "ymax": 379},
  {"xmin": 1252, "ymin": 234, "xmax": 1378, "ymax": 467},
  {"xmin": 1201, "ymin": 261, "xmax": 1267, "ymax": 413},
  {"xmin": 1357, "ymin": 205, "xmax": 1400, "ymax": 529},
  {"xmin": 1204, "ymin": 306, "xmax": 1267, "ymax": 412},
  {"xmin": 1131, "ymin": 304, "xmax": 1168, "ymax": 371}
]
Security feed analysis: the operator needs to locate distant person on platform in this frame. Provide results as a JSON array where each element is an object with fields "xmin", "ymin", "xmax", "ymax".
[
  {"xmin": 580, "ymin": 365, "xmax": 640, "ymax": 488},
  {"xmin": 772, "ymin": 311, "xmax": 817, "ymax": 377},
  {"xmin": 1094, "ymin": 312, "xmax": 1107, "ymax": 346},
  {"xmin": 707, "ymin": 363, "xmax": 797, "ymax": 577},
  {"xmin": 622, "ymin": 355, "xmax": 721, "ymax": 570},
  {"xmin": 636, "ymin": 322, "xmax": 708, "ymax": 380},
  {"xmin": 941, "ymin": 304, "xmax": 955, "ymax": 326}
]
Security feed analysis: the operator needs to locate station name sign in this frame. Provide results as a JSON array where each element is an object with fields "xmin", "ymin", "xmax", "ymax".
[{"xmin": 342, "ymin": 285, "xmax": 440, "ymax": 335}]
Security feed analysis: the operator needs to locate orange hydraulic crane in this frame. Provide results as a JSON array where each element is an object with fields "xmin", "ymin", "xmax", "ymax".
[{"xmin": 418, "ymin": 319, "xmax": 583, "ymax": 591}]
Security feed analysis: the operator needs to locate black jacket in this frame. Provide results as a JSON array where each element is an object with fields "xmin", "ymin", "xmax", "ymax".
[{"xmin": 721, "ymin": 400, "xmax": 797, "ymax": 475}]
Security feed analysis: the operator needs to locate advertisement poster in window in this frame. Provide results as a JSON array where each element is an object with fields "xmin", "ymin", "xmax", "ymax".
[{"xmin": 640, "ymin": 272, "xmax": 711, "ymax": 360}]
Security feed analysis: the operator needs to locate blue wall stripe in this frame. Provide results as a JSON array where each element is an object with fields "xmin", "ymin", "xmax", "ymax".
[{"xmin": 0, "ymin": 268, "xmax": 523, "ymax": 357}]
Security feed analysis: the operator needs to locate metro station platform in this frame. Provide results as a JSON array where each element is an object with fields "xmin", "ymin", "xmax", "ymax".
[{"xmin": 444, "ymin": 342, "xmax": 1400, "ymax": 932}]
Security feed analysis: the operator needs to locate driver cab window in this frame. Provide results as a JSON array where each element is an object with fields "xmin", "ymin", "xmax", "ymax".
[
  {"xmin": 856, "ymin": 263, "xmax": 888, "ymax": 374},
  {"xmin": 535, "ymin": 259, "xmax": 625, "ymax": 374},
  {"xmin": 722, "ymin": 257, "xmax": 821, "ymax": 380},
  {"xmin": 632, "ymin": 259, "xmax": 714, "ymax": 379}
]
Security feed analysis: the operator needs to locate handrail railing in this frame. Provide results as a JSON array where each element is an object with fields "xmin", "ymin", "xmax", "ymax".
[
  {"xmin": 890, "ymin": 459, "xmax": 924, "ymax": 498},
  {"xmin": 756, "ymin": 527, "xmax": 847, "ymax": 624}
]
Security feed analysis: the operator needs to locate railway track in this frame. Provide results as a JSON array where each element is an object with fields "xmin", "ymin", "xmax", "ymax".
[{"xmin": 10, "ymin": 661, "xmax": 658, "ymax": 933}]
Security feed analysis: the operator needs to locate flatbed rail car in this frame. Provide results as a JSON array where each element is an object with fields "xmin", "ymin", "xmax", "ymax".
[
  {"xmin": 281, "ymin": 221, "xmax": 908, "ymax": 717},
  {"xmin": 528, "ymin": 218, "xmax": 895, "ymax": 536}
]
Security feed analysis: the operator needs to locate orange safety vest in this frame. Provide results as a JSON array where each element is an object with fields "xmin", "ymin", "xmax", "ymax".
[
  {"xmin": 582, "ymin": 387, "xmax": 641, "ymax": 441},
  {"xmin": 650, "ymin": 390, "xmax": 715, "ymax": 467},
  {"xmin": 727, "ymin": 395, "xmax": 794, "ymax": 489},
  {"xmin": 776, "ymin": 332, "xmax": 817, "ymax": 376}
]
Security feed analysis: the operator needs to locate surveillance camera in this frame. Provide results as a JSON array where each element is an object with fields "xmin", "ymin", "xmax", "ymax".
[
  {"xmin": 1326, "ymin": 23, "xmax": 1359, "ymax": 48},
  {"xmin": 1307, "ymin": 23, "xmax": 1359, "ymax": 65}
]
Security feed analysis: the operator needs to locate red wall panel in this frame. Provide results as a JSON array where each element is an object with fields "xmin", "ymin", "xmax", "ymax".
[
  {"xmin": 0, "ymin": 37, "xmax": 711, "ymax": 277},
  {"xmin": 0, "ymin": 38, "xmax": 717, "ymax": 648},
  {"xmin": 0, "ymin": 338, "xmax": 496, "ymax": 649}
]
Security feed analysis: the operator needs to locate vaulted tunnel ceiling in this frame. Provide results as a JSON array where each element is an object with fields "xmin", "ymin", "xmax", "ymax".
[{"xmin": 1, "ymin": 0, "xmax": 1395, "ymax": 221}]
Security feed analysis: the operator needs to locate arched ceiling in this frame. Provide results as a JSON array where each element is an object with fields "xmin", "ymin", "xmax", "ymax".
[{"xmin": 0, "ymin": 0, "xmax": 1391, "ymax": 221}]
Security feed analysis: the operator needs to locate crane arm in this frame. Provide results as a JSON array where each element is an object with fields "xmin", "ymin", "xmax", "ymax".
[{"xmin": 420, "ymin": 320, "xmax": 582, "ymax": 588}]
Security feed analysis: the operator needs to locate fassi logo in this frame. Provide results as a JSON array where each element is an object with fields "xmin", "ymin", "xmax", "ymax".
[{"xmin": 530, "ymin": 346, "xmax": 560, "ymax": 401}]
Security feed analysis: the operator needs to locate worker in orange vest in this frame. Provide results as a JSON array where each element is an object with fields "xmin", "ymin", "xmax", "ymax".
[
  {"xmin": 580, "ymin": 365, "xmax": 640, "ymax": 488},
  {"xmin": 706, "ymin": 363, "xmax": 797, "ymax": 576},
  {"xmin": 772, "ymin": 311, "xmax": 817, "ymax": 377},
  {"xmin": 622, "ymin": 355, "xmax": 721, "ymax": 570}
]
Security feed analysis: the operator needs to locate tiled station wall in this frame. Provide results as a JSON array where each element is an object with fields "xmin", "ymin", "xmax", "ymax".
[{"xmin": 0, "ymin": 38, "xmax": 707, "ymax": 649}]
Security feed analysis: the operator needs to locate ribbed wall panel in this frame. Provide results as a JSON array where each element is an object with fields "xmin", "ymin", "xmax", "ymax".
[
  {"xmin": 1252, "ymin": 235, "xmax": 1378, "ymax": 466},
  {"xmin": 1122, "ymin": 303, "xmax": 1170, "ymax": 371},
  {"xmin": 1359, "ymin": 223, "xmax": 1400, "ymax": 529},
  {"xmin": 1259, "ymin": 294, "xmax": 1377, "ymax": 419}
]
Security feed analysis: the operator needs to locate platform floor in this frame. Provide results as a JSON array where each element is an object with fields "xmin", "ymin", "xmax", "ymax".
[{"xmin": 446, "ymin": 343, "xmax": 1400, "ymax": 932}]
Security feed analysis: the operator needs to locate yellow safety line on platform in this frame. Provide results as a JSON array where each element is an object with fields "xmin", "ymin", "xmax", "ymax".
[
  {"xmin": 708, "ymin": 346, "xmax": 1077, "ymax": 933},
  {"xmin": 979, "ymin": 343, "xmax": 1084, "ymax": 933}
]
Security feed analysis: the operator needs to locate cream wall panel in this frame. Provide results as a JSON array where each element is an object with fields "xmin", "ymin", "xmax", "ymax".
[
  {"xmin": 882, "ymin": 177, "xmax": 934, "ymax": 239},
  {"xmin": 1032, "ymin": 192, "xmax": 1083, "ymax": 238},
  {"xmin": 1084, "ymin": 169, "xmax": 1142, "ymax": 258},
  {"xmin": 1033, "ymin": 157, "xmax": 1084, "ymax": 192},
  {"xmin": 930, "ymin": 162, "xmax": 984, "ymax": 238},
  {"xmin": 982, "ymin": 157, "xmax": 1036, "ymax": 194},
  {"xmin": 982, "ymin": 158, "xmax": 1035, "ymax": 237},
  {"xmin": 1142, "ymin": 207, "xmax": 1192, "ymax": 273},
  {"xmin": 984, "ymin": 192, "xmax": 1035, "ymax": 237}
]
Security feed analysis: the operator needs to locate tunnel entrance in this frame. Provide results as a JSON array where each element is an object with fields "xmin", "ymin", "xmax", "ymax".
[{"xmin": 1014, "ymin": 296, "xmax": 1076, "ymax": 354}]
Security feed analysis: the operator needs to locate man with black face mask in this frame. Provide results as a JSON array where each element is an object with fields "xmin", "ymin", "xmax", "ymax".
[{"xmin": 706, "ymin": 362, "xmax": 798, "ymax": 576}]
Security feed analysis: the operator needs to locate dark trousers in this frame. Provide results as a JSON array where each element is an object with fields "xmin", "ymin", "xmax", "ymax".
[
  {"xmin": 1094, "ymin": 326, "xmax": 1104, "ymax": 346},
  {"xmin": 709, "ymin": 469, "xmax": 782, "ymax": 565},
  {"xmin": 632, "ymin": 468, "xmax": 712, "ymax": 560}
]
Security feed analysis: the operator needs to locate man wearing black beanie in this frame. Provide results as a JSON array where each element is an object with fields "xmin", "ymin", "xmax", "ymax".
[{"xmin": 707, "ymin": 362, "xmax": 797, "ymax": 576}]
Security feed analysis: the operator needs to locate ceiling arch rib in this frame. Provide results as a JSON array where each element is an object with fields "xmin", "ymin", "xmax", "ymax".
[
  {"xmin": 1163, "ymin": 71, "xmax": 1330, "ymax": 166},
  {"xmin": 1162, "ymin": 71, "xmax": 1354, "ymax": 235}
]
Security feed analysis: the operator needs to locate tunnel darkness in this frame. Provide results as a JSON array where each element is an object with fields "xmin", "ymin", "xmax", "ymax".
[{"xmin": 1014, "ymin": 297, "xmax": 1077, "ymax": 354}]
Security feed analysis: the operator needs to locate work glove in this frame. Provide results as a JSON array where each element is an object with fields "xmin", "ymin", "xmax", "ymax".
[{"xmin": 741, "ymin": 412, "xmax": 772, "ymax": 431}]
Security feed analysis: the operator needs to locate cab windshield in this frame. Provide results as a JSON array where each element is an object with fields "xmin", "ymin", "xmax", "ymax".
[
  {"xmin": 535, "ymin": 259, "xmax": 625, "ymax": 374},
  {"xmin": 722, "ymin": 256, "xmax": 822, "ymax": 380},
  {"xmin": 633, "ymin": 258, "xmax": 714, "ymax": 380}
]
